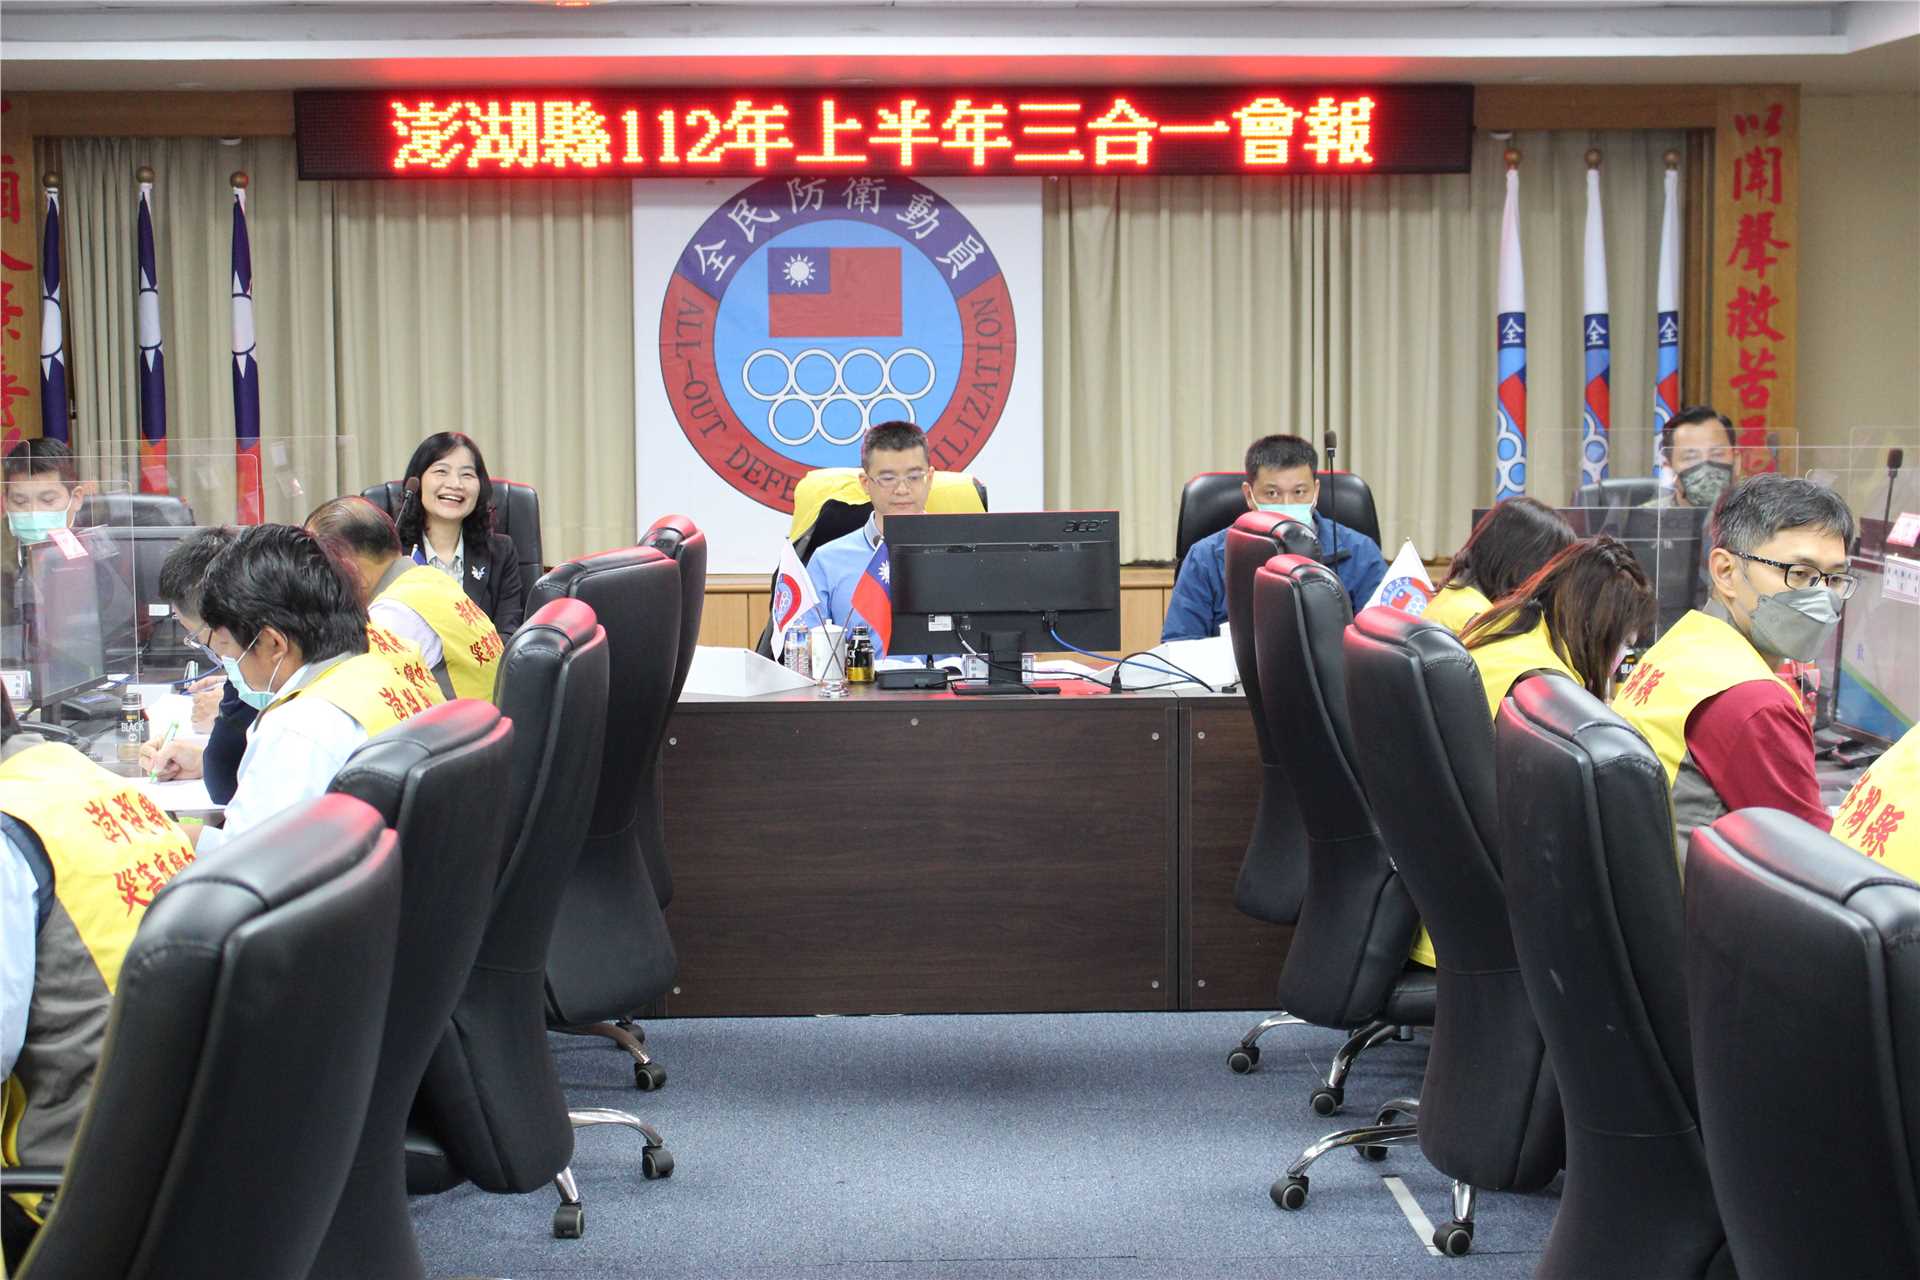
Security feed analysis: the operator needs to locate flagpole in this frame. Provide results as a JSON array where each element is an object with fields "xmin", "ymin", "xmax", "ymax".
[
  {"xmin": 1653, "ymin": 148, "xmax": 1682, "ymax": 485},
  {"xmin": 1580, "ymin": 148, "xmax": 1612, "ymax": 487},
  {"xmin": 231, "ymin": 170, "xmax": 263, "ymax": 524},
  {"xmin": 39, "ymin": 173, "xmax": 69, "ymax": 444},
  {"xmin": 135, "ymin": 165, "xmax": 169, "ymax": 494},
  {"xmin": 1493, "ymin": 146, "xmax": 1528, "ymax": 502}
]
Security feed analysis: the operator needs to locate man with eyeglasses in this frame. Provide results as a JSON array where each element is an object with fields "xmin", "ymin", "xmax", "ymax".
[
  {"xmin": 137, "ymin": 527, "xmax": 254, "ymax": 802},
  {"xmin": 1617, "ymin": 474, "xmax": 1858, "ymax": 866},
  {"xmin": 806, "ymin": 420, "xmax": 934, "ymax": 657},
  {"xmin": 1162, "ymin": 433, "xmax": 1385, "ymax": 642}
]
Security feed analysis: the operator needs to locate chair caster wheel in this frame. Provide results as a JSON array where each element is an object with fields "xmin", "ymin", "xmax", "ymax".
[
  {"xmin": 1310, "ymin": 1085, "xmax": 1343, "ymax": 1116},
  {"xmin": 642, "ymin": 1145, "xmax": 674, "ymax": 1180},
  {"xmin": 634, "ymin": 1061, "xmax": 667, "ymax": 1091},
  {"xmin": 1227, "ymin": 1046, "xmax": 1260, "ymax": 1073},
  {"xmin": 1356, "ymin": 1143, "xmax": 1389, "ymax": 1162},
  {"xmin": 1271, "ymin": 1175, "xmax": 1310, "ymax": 1211},
  {"xmin": 1433, "ymin": 1220, "xmax": 1473, "ymax": 1256},
  {"xmin": 552, "ymin": 1203, "xmax": 586, "ymax": 1239}
]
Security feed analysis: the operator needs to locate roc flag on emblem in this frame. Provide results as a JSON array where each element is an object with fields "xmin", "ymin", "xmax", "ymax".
[
  {"xmin": 1493, "ymin": 157, "xmax": 1527, "ymax": 502},
  {"xmin": 39, "ymin": 182, "xmax": 68, "ymax": 443},
  {"xmin": 1653, "ymin": 158, "xmax": 1682, "ymax": 482},
  {"xmin": 770, "ymin": 538, "xmax": 823, "ymax": 657},
  {"xmin": 850, "ymin": 541, "xmax": 893, "ymax": 654},
  {"xmin": 1580, "ymin": 158, "xmax": 1612, "ymax": 487},
  {"xmin": 768, "ymin": 247, "xmax": 902, "ymax": 338},
  {"xmin": 135, "ymin": 176, "xmax": 169, "ymax": 494},
  {"xmin": 1363, "ymin": 540, "xmax": 1436, "ymax": 616},
  {"xmin": 231, "ymin": 177, "xmax": 263, "ymax": 524}
]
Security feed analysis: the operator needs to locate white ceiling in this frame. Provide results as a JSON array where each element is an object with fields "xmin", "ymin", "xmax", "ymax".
[{"xmin": 2, "ymin": 1, "xmax": 1916, "ymax": 92}]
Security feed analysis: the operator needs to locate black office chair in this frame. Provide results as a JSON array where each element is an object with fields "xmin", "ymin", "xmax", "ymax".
[
  {"xmin": 635, "ymin": 513, "xmax": 708, "ymax": 910},
  {"xmin": 405, "ymin": 600, "xmax": 671, "ymax": 1240},
  {"xmin": 1222, "ymin": 512, "xmax": 1320, "ymax": 1073},
  {"xmin": 1174, "ymin": 470, "xmax": 1383, "ymax": 573},
  {"xmin": 531, "ymin": 547, "xmax": 682, "ymax": 1091},
  {"xmin": 1496, "ymin": 672, "xmax": 1733, "ymax": 1280},
  {"xmin": 6, "ymin": 796, "xmax": 400, "ymax": 1280},
  {"xmin": 76, "ymin": 492, "xmax": 193, "ymax": 527},
  {"xmin": 362, "ymin": 477, "xmax": 544, "ymax": 615},
  {"xmin": 1337, "ymin": 608, "xmax": 1565, "ymax": 1254},
  {"xmin": 1251, "ymin": 554, "xmax": 1434, "ymax": 1197},
  {"xmin": 310, "ymin": 701, "xmax": 517, "ymax": 1280},
  {"xmin": 1571, "ymin": 477, "xmax": 1661, "ymax": 508},
  {"xmin": 1686, "ymin": 808, "xmax": 1920, "ymax": 1280}
]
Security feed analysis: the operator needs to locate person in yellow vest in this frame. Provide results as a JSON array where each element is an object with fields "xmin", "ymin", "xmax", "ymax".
[
  {"xmin": 1615, "ymin": 474, "xmax": 1857, "ymax": 868},
  {"xmin": 1425, "ymin": 497, "xmax": 1576, "ymax": 635},
  {"xmin": 305, "ymin": 496, "xmax": 504, "ymax": 702},
  {"xmin": 1, "ymin": 688, "xmax": 195, "ymax": 1265},
  {"xmin": 191, "ymin": 524, "xmax": 443, "ymax": 854},
  {"xmin": 1381, "ymin": 536, "xmax": 1654, "ymax": 970},
  {"xmin": 1833, "ymin": 724, "xmax": 1919, "ymax": 881}
]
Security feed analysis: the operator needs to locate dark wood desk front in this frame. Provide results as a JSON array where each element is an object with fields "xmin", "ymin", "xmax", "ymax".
[{"xmin": 658, "ymin": 684, "xmax": 1287, "ymax": 1017}]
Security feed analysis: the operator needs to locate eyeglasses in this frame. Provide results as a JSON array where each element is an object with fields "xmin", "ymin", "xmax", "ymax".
[
  {"xmin": 178, "ymin": 618, "xmax": 222, "ymax": 663},
  {"xmin": 1731, "ymin": 551, "xmax": 1859, "ymax": 600},
  {"xmin": 866, "ymin": 469, "xmax": 929, "ymax": 491}
]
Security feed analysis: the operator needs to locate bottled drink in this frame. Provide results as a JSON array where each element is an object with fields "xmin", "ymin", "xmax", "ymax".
[
  {"xmin": 783, "ymin": 624, "xmax": 812, "ymax": 679},
  {"xmin": 847, "ymin": 627, "xmax": 875, "ymax": 683},
  {"xmin": 115, "ymin": 687, "xmax": 149, "ymax": 765}
]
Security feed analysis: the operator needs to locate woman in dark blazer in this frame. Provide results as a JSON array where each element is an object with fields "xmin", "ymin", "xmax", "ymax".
[{"xmin": 394, "ymin": 432, "xmax": 525, "ymax": 634}]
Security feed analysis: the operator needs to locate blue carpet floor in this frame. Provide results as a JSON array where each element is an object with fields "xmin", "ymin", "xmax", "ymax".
[{"xmin": 411, "ymin": 1011, "xmax": 1556, "ymax": 1278}]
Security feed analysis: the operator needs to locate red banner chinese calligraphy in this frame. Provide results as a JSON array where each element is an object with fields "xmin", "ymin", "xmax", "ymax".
[
  {"xmin": 1712, "ymin": 87, "xmax": 1798, "ymax": 476},
  {"xmin": 0, "ymin": 97, "xmax": 38, "ymax": 444}
]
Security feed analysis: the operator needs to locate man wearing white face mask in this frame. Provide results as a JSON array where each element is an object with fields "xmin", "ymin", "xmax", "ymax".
[
  {"xmin": 190, "ymin": 525, "xmax": 442, "ymax": 853},
  {"xmin": 1617, "ymin": 474, "xmax": 1857, "ymax": 867},
  {"xmin": 1162, "ymin": 434, "xmax": 1386, "ymax": 642}
]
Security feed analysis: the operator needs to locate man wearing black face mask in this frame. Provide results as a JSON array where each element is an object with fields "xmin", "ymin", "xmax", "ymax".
[{"xmin": 1616, "ymin": 475, "xmax": 1857, "ymax": 869}]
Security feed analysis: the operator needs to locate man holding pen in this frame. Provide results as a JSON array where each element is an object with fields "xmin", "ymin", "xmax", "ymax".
[{"xmin": 139, "ymin": 529, "xmax": 256, "ymax": 802}]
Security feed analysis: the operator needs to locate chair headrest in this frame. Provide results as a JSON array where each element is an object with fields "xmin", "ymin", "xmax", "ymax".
[
  {"xmin": 1690, "ymin": 808, "xmax": 1920, "ymax": 928},
  {"xmin": 532, "ymin": 544, "xmax": 675, "ymax": 611},
  {"xmin": 642, "ymin": 514, "xmax": 702, "ymax": 559},
  {"xmin": 328, "ymin": 700, "xmax": 510, "ymax": 827}
]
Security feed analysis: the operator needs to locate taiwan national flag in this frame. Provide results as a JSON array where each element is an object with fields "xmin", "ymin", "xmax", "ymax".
[
  {"xmin": 768, "ymin": 247, "xmax": 901, "ymax": 338},
  {"xmin": 850, "ymin": 541, "xmax": 894, "ymax": 654}
]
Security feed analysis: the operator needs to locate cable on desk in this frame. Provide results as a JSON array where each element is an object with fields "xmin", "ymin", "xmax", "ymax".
[{"xmin": 1044, "ymin": 625, "xmax": 1217, "ymax": 693}]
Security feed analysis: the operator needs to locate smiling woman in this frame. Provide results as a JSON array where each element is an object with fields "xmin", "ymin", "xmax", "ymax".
[{"xmin": 394, "ymin": 432, "xmax": 526, "ymax": 635}]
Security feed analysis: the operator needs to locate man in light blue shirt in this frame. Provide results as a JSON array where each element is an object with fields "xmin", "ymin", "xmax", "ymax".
[
  {"xmin": 1163, "ymin": 434, "xmax": 1386, "ymax": 641},
  {"xmin": 806, "ymin": 421, "xmax": 934, "ymax": 659}
]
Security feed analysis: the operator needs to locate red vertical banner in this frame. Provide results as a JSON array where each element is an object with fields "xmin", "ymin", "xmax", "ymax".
[
  {"xmin": 0, "ymin": 96, "xmax": 39, "ymax": 449},
  {"xmin": 1712, "ymin": 87, "xmax": 1797, "ymax": 477}
]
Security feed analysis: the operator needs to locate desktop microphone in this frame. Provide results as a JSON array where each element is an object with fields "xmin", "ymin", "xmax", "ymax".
[{"xmin": 1885, "ymin": 447, "xmax": 1905, "ymax": 542}]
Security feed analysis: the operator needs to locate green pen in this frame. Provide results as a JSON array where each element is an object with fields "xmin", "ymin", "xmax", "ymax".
[{"xmin": 148, "ymin": 720, "xmax": 179, "ymax": 783}]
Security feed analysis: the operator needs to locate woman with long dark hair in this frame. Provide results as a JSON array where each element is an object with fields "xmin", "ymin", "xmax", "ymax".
[
  {"xmin": 1426, "ymin": 496, "xmax": 1577, "ymax": 634},
  {"xmin": 1459, "ymin": 535, "xmax": 1655, "ymax": 718},
  {"xmin": 395, "ymin": 432, "xmax": 525, "ymax": 634}
]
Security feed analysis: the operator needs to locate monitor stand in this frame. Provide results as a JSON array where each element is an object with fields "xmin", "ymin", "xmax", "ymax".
[{"xmin": 950, "ymin": 629, "xmax": 1060, "ymax": 697}]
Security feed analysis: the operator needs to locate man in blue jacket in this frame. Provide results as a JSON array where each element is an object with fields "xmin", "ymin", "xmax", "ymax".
[{"xmin": 1163, "ymin": 433, "xmax": 1386, "ymax": 641}]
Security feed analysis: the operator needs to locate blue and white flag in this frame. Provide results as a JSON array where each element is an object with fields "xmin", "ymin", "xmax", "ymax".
[
  {"xmin": 1493, "ymin": 156, "xmax": 1527, "ymax": 502},
  {"xmin": 1580, "ymin": 158, "xmax": 1612, "ymax": 486},
  {"xmin": 1653, "ymin": 157, "xmax": 1682, "ymax": 483},
  {"xmin": 231, "ymin": 175, "xmax": 262, "ymax": 523},
  {"xmin": 39, "ymin": 182, "xmax": 68, "ymax": 443},
  {"xmin": 135, "ymin": 174, "xmax": 168, "ymax": 493}
]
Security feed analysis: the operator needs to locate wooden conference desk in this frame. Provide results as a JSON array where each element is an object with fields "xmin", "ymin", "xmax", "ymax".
[{"xmin": 656, "ymin": 682, "xmax": 1290, "ymax": 1017}]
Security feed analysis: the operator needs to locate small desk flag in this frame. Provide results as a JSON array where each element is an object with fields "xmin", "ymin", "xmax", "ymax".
[
  {"xmin": 771, "ymin": 539, "xmax": 823, "ymax": 658},
  {"xmin": 851, "ymin": 541, "xmax": 893, "ymax": 654},
  {"xmin": 1363, "ymin": 540, "xmax": 1436, "ymax": 616}
]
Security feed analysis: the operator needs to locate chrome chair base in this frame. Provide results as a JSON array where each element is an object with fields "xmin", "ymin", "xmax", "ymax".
[
  {"xmin": 1226, "ymin": 1011, "xmax": 1304, "ymax": 1073},
  {"xmin": 554, "ymin": 1017, "xmax": 666, "ymax": 1090},
  {"xmin": 1272, "ymin": 1096, "xmax": 1421, "ymax": 1211},
  {"xmin": 550, "ymin": 1108, "xmax": 676, "ymax": 1238},
  {"xmin": 1308, "ymin": 1019, "xmax": 1407, "ymax": 1115}
]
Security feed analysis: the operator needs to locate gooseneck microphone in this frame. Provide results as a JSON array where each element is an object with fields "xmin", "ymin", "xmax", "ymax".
[
  {"xmin": 1323, "ymin": 430, "xmax": 1338, "ymax": 472},
  {"xmin": 1885, "ymin": 447, "xmax": 1905, "ymax": 544}
]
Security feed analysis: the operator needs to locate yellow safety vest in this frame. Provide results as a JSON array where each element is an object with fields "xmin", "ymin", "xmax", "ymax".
[
  {"xmin": 0, "ymin": 741, "xmax": 195, "ymax": 1219},
  {"xmin": 1834, "ymin": 726, "xmax": 1920, "ymax": 882},
  {"xmin": 1467, "ymin": 616, "xmax": 1579, "ymax": 724},
  {"xmin": 376, "ymin": 563, "xmax": 503, "ymax": 701},
  {"xmin": 267, "ymin": 643, "xmax": 445, "ymax": 736},
  {"xmin": 1424, "ymin": 584, "xmax": 1491, "ymax": 636},
  {"xmin": 1614, "ymin": 609, "xmax": 1801, "ymax": 788}
]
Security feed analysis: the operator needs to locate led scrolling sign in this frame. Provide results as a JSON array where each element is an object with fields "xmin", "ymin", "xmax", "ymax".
[{"xmin": 294, "ymin": 86, "xmax": 1474, "ymax": 179}]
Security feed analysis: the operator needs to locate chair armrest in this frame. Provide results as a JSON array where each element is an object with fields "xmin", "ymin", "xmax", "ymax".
[{"xmin": 0, "ymin": 1165, "xmax": 64, "ymax": 1192}]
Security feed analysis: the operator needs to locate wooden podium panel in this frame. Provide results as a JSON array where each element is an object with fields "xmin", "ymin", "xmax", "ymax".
[{"xmin": 660, "ymin": 686, "xmax": 1181, "ymax": 1016}]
